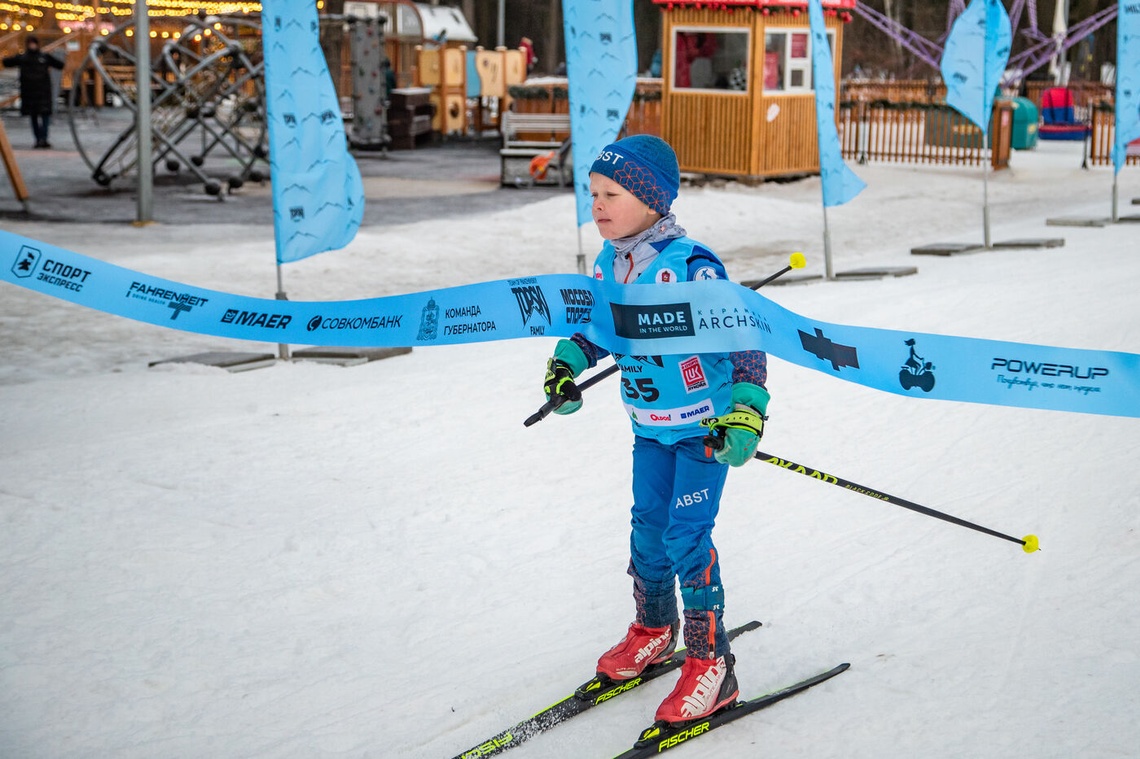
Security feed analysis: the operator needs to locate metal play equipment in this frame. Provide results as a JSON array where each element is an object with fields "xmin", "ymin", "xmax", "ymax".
[
  {"xmin": 853, "ymin": 0, "xmax": 1120, "ymax": 86},
  {"xmin": 67, "ymin": 16, "xmax": 269, "ymax": 197}
]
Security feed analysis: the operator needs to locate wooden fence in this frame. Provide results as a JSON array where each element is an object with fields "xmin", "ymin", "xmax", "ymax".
[
  {"xmin": 1088, "ymin": 104, "xmax": 1140, "ymax": 168},
  {"xmin": 838, "ymin": 100, "xmax": 1012, "ymax": 170}
]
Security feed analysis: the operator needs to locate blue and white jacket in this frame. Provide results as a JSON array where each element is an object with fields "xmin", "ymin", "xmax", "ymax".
[{"xmin": 573, "ymin": 235, "xmax": 768, "ymax": 445}]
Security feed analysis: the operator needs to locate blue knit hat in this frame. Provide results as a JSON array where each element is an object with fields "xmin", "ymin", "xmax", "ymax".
[{"xmin": 589, "ymin": 135, "xmax": 680, "ymax": 216}]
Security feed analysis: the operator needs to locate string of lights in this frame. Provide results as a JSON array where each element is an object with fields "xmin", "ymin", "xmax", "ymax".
[
  {"xmin": 0, "ymin": 0, "xmax": 309, "ymax": 27},
  {"xmin": 2, "ymin": 0, "xmax": 328, "ymax": 36}
]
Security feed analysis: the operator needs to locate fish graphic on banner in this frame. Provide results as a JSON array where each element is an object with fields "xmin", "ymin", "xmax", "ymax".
[
  {"xmin": 262, "ymin": 0, "xmax": 365, "ymax": 263},
  {"xmin": 940, "ymin": 0, "xmax": 1012, "ymax": 134},
  {"xmin": 563, "ymin": 0, "xmax": 638, "ymax": 227},
  {"xmin": 1112, "ymin": 1, "xmax": 1140, "ymax": 173},
  {"xmin": 808, "ymin": 0, "xmax": 865, "ymax": 207}
]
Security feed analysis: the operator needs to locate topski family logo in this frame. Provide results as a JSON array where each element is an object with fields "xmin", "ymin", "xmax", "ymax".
[
  {"xmin": 899, "ymin": 338, "xmax": 936, "ymax": 392},
  {"xmin": 509, "ymin": 279, "xmax": 551, "ymax": 334}
]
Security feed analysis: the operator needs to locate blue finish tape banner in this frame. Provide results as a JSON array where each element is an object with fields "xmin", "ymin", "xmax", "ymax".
[
  {"xmin": 808, "ymin": 0, "xmax": 865, "ymax": 207},
  {"xmin": 941, "ymin": 0, "xmax": 1011, "ymax": 135},
  {"xmin": 4, "ymin": 229, "xmax": 1138, "ymax": 419},
  {"xmin": 1113, "ymin": 0, "xmax": 1140, "ymax": 174},
  {"xmin": 563, "ymin": 0, "xmax": 637, "ymax": 227},
  {"xmin": 262, "ymin": 0, "xmax": 365, "ymax": 263}
]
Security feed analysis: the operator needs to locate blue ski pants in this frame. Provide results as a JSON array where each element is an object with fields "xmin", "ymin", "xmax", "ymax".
[{"xmin": 628, "ymin": 435, "xmax": 730, "ymax": 659}]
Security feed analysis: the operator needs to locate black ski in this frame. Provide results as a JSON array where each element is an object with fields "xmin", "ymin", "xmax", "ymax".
[
  {"xmin": 612, "ymin": 662, "xmax": 850, "ymax": 759},
  {"xmin": 449, "ymin": 620, "xmax": 762, "ymax": 759}
]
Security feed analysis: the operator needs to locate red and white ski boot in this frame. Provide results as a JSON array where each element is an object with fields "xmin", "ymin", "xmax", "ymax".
[
  {"xmin": 654, "ymin": 654, "xmax": 739, "ymax": 723},
  {"xmin": 596, "ymin": 622, "xmax": 678, "ymax": 681}
]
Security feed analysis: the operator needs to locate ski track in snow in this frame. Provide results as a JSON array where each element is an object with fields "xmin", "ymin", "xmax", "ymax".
[{"xmin": 2, "ymin": 141, "xmax": 1139, "ymax": 758}]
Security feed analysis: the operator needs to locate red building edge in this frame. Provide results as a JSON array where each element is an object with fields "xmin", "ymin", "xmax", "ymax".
[{"xmin": 651, "ymin": 0, "xmax": 857, "ymax": 18}]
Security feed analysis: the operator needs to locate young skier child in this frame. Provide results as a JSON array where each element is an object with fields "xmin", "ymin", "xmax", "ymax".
[{"xmin": 542, "ymin": 135, "xmax": 769, "ymax": 724}]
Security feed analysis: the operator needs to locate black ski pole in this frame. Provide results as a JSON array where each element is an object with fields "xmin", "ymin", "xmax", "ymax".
[
  {"xmin": 751, "ymin": 449, "xmax": 1039, "ymax": 553},
  {"xmin": 523, "ymin": 252, "xmax": 806, "ymax": 427}
]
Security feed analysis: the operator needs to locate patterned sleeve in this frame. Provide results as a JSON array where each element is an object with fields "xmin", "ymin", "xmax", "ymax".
[
  {"xmin": 730, "ymin": 350, "xmax": 768, "ymax": 388},
  {"xmin": 571, "ymin": 333, "xmax": 610, "ymax": 369}
]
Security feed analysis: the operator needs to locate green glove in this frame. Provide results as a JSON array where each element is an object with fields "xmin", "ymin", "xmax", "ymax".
[
  {"xmin": 700, "ymin": 383, "xmax": 770, "ymax": 467},
  {"xmin": 544, "ymin": 339, "xmax": 589, "ymax": 415}
]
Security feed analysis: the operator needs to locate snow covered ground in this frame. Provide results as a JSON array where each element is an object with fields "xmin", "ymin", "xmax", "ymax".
[{"xmin": 2, "ymin": 141, "xmax": 1139, "ymax": 759}]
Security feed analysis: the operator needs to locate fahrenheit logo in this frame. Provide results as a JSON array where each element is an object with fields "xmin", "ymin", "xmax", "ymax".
[{"xmin": 127, "ymin": 281, "xmax": 208, "ymax": 320}]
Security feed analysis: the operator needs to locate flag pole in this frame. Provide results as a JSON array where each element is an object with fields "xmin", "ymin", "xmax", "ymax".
[
  {"xmin": 1112, "ymin": 171, "xmax": 1119, "ymax": 223},
  {"xmin": 983, "ymin": 145, "xmax": 992, "ymax": 248},
  {"xmin": 822, "ymin": 202, "xmax": 834, "ymax": 280},
  {"xmin": 576, "ymin": 226, "xmax": 586, "ymax": 275},
  {"xmin": 275, "ymin": 263, "xmax": 290, "ymax": 360}
]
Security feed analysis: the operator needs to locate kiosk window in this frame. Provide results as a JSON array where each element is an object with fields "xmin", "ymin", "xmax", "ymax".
[
  {"xmin": 673, "ymin": 29, "xmax": 750, "ymax": 92},
  {"xmin": 763, "ymin": 28, "xmax": 835, "ymax": 93}
]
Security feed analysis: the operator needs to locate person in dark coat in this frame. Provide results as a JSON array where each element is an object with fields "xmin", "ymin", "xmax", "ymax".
[{"xmin": 2, "ymin": 36, "xmax": 65, "ymax": 148}]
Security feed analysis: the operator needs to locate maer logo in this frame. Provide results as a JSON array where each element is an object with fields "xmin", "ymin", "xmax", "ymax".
[
  {"xmin": 611, "ymin": 303, "xmax": 695, "ymax": 339},
  {"xmin": 12, "ymin": 246, "xmax": 40, "ymax": 278},
  {"xmin": 221, "ymin": 309, "xmax": 292, "ymax": 330}
]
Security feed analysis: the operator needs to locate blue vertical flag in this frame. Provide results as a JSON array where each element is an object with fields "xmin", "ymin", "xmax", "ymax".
[
  {"xmin": 808, "ymin": 0, "xmax": 865, "ymax": 207},
  {"xmin": 1113, "ymin": 1, "xmax": 1140, "ymax": 174},
  {"xmin": 562, "ymin": 0, "xmax": 638, "ymax": 226},
  {"xmin": 940, "ymin": 0, "xmax": 1012, "ymax": 135},
  {"xmin": 262, "ymin": 0, "xmax": 365, "ymax": 264}
]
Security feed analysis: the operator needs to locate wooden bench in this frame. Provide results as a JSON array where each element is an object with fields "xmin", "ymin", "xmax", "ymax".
[{"xmin": 500, "ymin": 110, "xmax": 572, "ymax": 187}]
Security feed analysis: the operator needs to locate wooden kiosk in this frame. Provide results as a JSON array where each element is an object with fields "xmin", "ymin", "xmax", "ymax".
[{"xmin": 654, "ymin": 0, "xmax": 855, "ymax": 178}]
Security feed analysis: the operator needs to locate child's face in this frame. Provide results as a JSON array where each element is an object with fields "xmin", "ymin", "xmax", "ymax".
[{"xmin": 590, "ymin": 174, "xmax": 660, "ymax": 240}]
